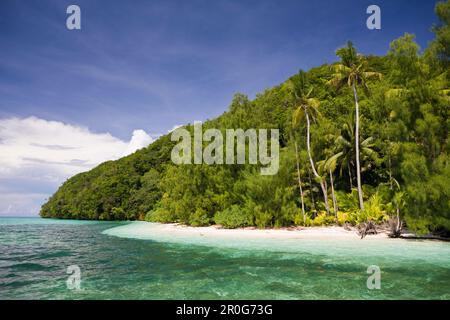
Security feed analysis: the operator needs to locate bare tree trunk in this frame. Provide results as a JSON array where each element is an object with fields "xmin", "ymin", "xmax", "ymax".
[
  {"xmin": 294, "ymin": 141, "xmax": 306, "ymax": 225},
  {"xmin": 347, "ymin": 163, "xmax": 353, "ymax": 190},
  {"xmin": 308, "ymin": 170, "xmax": 316, "ymax": 212},
  {"xmin": 352, "ymin": 84, "xmax": 364, "ymax": 211},
  {"xmin": 323, "ymin": 178, "xmax": 329, "ymax": 213},
  {"xmin": 329, "ymin": 169, "xmax": 338, "ymax": 219},
  {"xmin": 388, "ymin": 139, "xmax": 393, "ymax": 190},
  {"xmin": 304, "ymin": 109, "xmax": 330, "ymax": 215}
]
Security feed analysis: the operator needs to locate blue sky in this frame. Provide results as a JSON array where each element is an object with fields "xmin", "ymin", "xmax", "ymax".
[{"xmin": 0, "ymin": 0, "xmax": 440, "ymax": 215}]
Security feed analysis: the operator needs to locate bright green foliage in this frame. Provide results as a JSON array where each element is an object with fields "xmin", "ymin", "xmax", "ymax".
[
  {"xmin": 351, "ymin": 193, "xmax": 390, "ymax": 224},
  {"xmin": 311, "ymin": 212, "xmax": 335, "ymax": 226},
  {"xmin": 427, "ymin": 0, "xmax": 450, "ymax": 68},
  {"xmin": 214, "ymin": 205, "xmax": 251, "ymax": 229},
  {"xmin": 41, "ymin": 1, "xmax": 450, "ymax": 234}
]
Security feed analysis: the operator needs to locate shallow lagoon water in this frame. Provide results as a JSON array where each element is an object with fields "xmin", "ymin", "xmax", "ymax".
[{"xmin": 1, "ymin": 218, "xmax": 449, "ymax": 299}]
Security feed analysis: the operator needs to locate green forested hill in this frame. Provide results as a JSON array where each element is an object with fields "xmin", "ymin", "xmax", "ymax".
[
  {"xmin": 41, "ymin": 1, "xmax": 450, "ymax": 234},
  {"xmin": 40, "ymin": 135, "xmax": 175, "ymax": 220}
]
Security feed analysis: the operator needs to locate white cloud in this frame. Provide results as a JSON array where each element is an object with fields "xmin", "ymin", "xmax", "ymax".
[
  {"xmin": 0, "ymin": 116, "xmax": 154, "ymax": 215},
  {"xmin": 123, "ymin": 129, "xmax": 153, "ymax": 156}
]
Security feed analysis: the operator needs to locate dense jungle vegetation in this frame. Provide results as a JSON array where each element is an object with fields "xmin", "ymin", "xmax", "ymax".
[{"xmin": 41, "ymin": 1, "xmax": 450, "ymax": 234}]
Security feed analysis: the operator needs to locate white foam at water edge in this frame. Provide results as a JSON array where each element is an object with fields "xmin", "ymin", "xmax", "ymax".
[{"xmin": 102, "ymin": 221, "xmax": 450, "ymax": 265}]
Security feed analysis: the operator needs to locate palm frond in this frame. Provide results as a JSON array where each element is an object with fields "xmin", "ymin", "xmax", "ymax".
[
  {"xmin": 307, "ymin": 98, "xmax": 320, "ymax": 110},
  {"xmin": 385, "ymin": 88, "xmax": 408, "ymax": 99},
  {"xmin": 335, "ymin": 135, "xmax": 351, "ymax": 148},
  {"xmin": 292, "ymin": 107, "xmax": 305, "ymax": 128},
  {"xmin": 363, "ymin": 71, "xmax": 383, "ymax": 81},
  {"xmin": 361, "ymin": 137, "xmax": 374, "ymax": 147},
  {"xmin": 331, "ymin": 64, "xmax": 351, "ymax": 74},
  {"xmin": 325, "ymin": 153, "xmax": 342, "ymax": 173}
]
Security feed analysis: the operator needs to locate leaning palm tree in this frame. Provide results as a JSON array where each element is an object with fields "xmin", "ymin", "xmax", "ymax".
[
  {"xmin": 289, "ymin": 130, "xmax": 306, "ymax": 225},
  {"xmin": 293, "ymin": 140, "xmax": 306, "ymax": 224},
  {"xmin": 328, "ymin": 41, "xmax": 382, "ymax": 211},
  {"xmin": 291, "ymin": 71, "xmax": 331, "ymax": 215}
]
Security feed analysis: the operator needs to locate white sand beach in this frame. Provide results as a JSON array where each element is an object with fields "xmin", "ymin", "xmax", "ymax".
[
  {"xmin": 151, "ymin": 223, "xmax": 389, "ymax": 240},
  {"xmin": 103, "ymin": 221, "xmax": 393, "ymax": 244},
  {"xmin": 102, "ymin": 221, "xmax": 450, "ymax": 260}
]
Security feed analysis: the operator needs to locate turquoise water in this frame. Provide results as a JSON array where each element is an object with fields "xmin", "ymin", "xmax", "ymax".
[{"xmin": 0, "ymin": 217, "xmax": 449, "ymax": 299}]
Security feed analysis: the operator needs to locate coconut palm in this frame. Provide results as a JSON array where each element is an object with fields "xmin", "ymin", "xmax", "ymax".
[
  {"xmin": 318, "ymin": 157, "xmax": 338, "ymax": 220},
  {"xmin": 328, "ymin": 41, "xmax": 382, "ymax": 211},
  {"xmin": 291, "ymin": 71, "xmax": 331, "ymax": 215},
  {"xmin": 334, "ymin": 115, "xmax": 356, "ymax": 189},
  {"xmin": 293, "ymin": 140, "xmax": 306, "ymax": 224},
  {"xmin": 289, "ymin": 129, "xmax": 307, "ymax": 224},
  {"xmin": 332, "ymin": 114, "xmax": 379, "ymax": 191},
  {"xmin": 391, "ymin": 191, "xmax": 405, "ymax": 237}
]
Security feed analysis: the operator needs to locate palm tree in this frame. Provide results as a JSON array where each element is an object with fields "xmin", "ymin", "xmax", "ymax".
[
  {"xmin": 332, "ymin": 114, "xmax": 379, "ymax": 191},
  {"xmin": 291, "ymin": 71, "xmax": 331, "ymax": 215},
  {"xmin": 334, "ymin": 115, "xmax": 356, "ymax": 190},
  {"xmin": 318, "ymin": 157, "xmax": 338, "ymax": 220},
  {"xmin": 328, "ymin": 41, "xmax": 382, "ymax": 211},
  {"xmin": 293, "ymin": 140, "xmax": 306, "ymax": 224},
  {"xmin": 289, "ymin": 129, "xmax": 306, "ymax": 224}
]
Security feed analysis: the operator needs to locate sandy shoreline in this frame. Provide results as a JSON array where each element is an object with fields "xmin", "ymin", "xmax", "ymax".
[
  {"xmin": 102, "ymin": 221, "xmax": 450, "ymax": 259},
  {"xmin": 129, "ymin": 222, "xmax": 390, "ymax": 241}
]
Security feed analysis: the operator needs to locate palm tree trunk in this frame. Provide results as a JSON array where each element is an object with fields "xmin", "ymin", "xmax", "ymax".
[
  {"xmin": 308, "ymin": 170, "xmax": 316, "ymax": 212},
  {"xmin": 329, "ymin": 169, "xmax": 338, "ymax": 219},
  {"xmin": 294, "ymin": 141, "xmax": 306, "ymax": 225},
  {"xmin": 304, "ymin": 109, "xmax": 330, "ymax": 215},
  {"xmin": 387, "ymin": 138, "xmax": 393, "ymax": 190},
  {"xmin": 347, "ymin": 163, "xmax": 353, "ymax": 190},
  {"xmin": 352, "ymin": 84, "xmax": 364, "ymax": 211}
]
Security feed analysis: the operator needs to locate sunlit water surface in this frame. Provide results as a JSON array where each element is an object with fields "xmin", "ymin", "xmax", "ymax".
[{"xmin": 1, "ymin": 218, "xmax": 449, "ymax": 299}]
